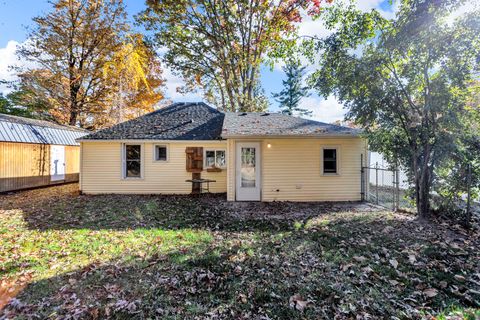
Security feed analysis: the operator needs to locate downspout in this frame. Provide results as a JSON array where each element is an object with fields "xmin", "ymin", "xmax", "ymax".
[{"xmin": 79, "ymin": 142, "xmax": 83, "ymax": 193}]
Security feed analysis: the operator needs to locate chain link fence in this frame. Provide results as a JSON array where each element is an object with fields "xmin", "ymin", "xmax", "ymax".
[
  {"xmin": 361, "ymin": 153, "xmax": 414, "ymax": 211},
  {"xmin": 362, "ymin": 164, "xmax": 396, "ymax": 210},
  {"xmin": 361, "ymin": 153, "xmax": 478, "ymax": 222}
]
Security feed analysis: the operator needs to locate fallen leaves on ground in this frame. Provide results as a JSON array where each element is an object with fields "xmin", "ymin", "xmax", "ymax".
[{"xmin": 0, "ymin": 184, "xmax": 479, "ymax": 319}]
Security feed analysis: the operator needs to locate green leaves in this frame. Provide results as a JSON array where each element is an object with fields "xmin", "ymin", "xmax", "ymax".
[
  {"xmin": 310, "ymin": 0, "xmax": 480, "ymax": 216},
  {"xmin": 138, "ymin": 0, "xmax": 329, "ymax": 112}
]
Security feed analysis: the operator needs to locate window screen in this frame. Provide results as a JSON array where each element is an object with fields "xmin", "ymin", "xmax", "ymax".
[{"xmin": 323, "ymin": 148, "xmax": 337, "ymax": 174}]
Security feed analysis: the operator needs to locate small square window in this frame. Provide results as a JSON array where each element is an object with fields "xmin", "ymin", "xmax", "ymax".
[
  {"xmin": 323, "ymin": 148, "xmax": 337, "ymax": 174},
  {"xmin": 154, "ymin": 145, "xmax": 168, "ymax": 161}
]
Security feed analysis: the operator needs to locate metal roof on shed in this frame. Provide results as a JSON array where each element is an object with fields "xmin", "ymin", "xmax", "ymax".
[{"xmin": 0, "ymin": 114, "xmax": 89, "ymax": 146}]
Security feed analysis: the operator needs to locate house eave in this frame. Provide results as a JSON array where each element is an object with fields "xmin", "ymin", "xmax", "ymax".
[
  {"xmin": 77, "ymin": 138, "xmax": 227, "ymax": 143},
  {"xmin": 220, "ymin": 133, "xmax": 363, "ymax": 139}
]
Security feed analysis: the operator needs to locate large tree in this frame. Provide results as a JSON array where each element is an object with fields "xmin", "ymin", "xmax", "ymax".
[
  {"xmin": 272, "ymin": 60, "xmax": 311, "ymax": 116},
  {"xmin": 14, "ymin": 0, "xmax": 130, "ymax": 128},
  {"xmin": 138, "ymin": 0, "xmax": 329, "ymax": 112},
  {"xmin": 310, "ymin": 0, "xmax": 480, "ymax": 216},
  {"xmin": 101, "ymin": 34, "xmax": 164, "ymax": 128}
]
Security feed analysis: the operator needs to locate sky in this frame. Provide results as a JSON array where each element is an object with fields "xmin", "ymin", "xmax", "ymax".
[{"xmin": 0, "ymin": 0, "xmax": 398, "ymax": 123}]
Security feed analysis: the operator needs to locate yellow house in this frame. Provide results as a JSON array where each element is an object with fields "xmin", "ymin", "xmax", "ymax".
[{"xmin": 78, "ymin": 102, "xmax": 367, "ymax": 201}]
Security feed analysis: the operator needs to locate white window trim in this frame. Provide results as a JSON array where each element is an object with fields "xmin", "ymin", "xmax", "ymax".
[
  {"xmin": 204, "ymin": 149, "xmax": 227, "ymax": 169},
  {"xmin": 153, "ymin": 144, "xmax": 169, "ymax": 162},
  {"xmin": 121, "ymin": 143, "xmax": 144, "ymax": 180},
  {"xmin": 321, "ymin": 146, "xmax": 341, "ymax": 176}
]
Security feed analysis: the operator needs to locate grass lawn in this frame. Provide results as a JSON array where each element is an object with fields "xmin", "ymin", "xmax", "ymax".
[{"xmin": 0, "ymin": 184, "xmax": 479, "ymax": 319}]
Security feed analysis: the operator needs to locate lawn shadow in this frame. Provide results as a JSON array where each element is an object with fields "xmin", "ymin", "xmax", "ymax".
[
  {"xmin": 2, "ymin": 213, "xmax": 479, "ymax": 319},
  {"xmin": 1, "ymin": 183, "xmax": 380, "ymax": 233}
]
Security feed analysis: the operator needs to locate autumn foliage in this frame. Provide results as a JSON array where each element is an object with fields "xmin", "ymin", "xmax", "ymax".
[
  {"xmin": 14, "ymin": 0, "xmax": 164, "ymax": 129},
  {"xmin": 139, "ymin": 0, "xmax": 330, "ymax": 112}
]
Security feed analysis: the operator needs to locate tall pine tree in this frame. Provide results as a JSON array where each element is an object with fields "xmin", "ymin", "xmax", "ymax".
[{"xmin": 273, "ymin": 61, "xmax": 311, "ymax": 117}]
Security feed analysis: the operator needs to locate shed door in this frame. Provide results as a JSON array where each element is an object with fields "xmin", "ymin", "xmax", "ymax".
[
  {"xmin": 236, "ymin": 142, "xmax": 261, "ymax": 201},
  {"xmin": 50, "ymin": 145, "xmax": 65, "ymax": 181}
]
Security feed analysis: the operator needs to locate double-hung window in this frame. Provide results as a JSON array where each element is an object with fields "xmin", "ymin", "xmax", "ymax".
[
  {"xmin": 322, "ymin": 148, "xmax": 338, "ymax": 174},
  {"xmin": 124, "ymin": 144, "xmax": 142, "ymax": 178},
  {"xmin": 204, "ymin": 149, "xmax": 226, "ymax": 169}
]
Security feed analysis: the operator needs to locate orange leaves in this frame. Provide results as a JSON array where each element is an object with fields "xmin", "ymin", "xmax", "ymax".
[
  {"xmin": 101, "ymin": 33, "xmax": 164, "ymax": 126},
  {"xmin": 195, "ymin": 73, "xmax": 202, "ymax": 85}
]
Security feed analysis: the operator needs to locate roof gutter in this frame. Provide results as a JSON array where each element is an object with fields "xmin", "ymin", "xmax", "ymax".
[
  {"xmin": 220, "ymin": 133, "xmax": 363, "ymax": 139},
  {"xmin": 76, "ymin": 138, "xmax": 227, "ymax": 143}
]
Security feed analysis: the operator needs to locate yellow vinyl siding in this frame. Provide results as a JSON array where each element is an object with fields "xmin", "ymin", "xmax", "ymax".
[
  {"xmin": 262, "ymin": 138, "xmax": 365, "ymax": 201},
  {"xmin": 80, "ymin": 141, "xmax": 227, "ymax": 194},
  {"xmin": 226, "ymin": 137, "xmax": 366, "ymax": 202},
  {"xmin": 226, "ymin": 138, "xmax": 236, "ymax": 201}
]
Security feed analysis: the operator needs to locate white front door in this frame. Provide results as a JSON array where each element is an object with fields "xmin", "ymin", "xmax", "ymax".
[
  {"xmin": 236, "ymin": 142, "xmax": 261, "ymax": 201},
  {"xmin": 50, "ymin": 145, "xmax": 65, "ymax": 181}
]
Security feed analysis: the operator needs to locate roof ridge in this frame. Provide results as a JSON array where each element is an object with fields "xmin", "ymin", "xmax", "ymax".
[{"xmin": 223, "ymin": 111, "xmax": 357, "ymax": 132}]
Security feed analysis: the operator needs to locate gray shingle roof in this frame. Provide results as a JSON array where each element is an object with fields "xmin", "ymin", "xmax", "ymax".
[
  {"xmin": 80, "ymin": 102, "xmax": 225, "ymax": 141},
  {"xmin": 221, "ymin": 112, "xmax": 361, "ymax": 138},
  {"xmin": 0, "ymin": 114, "xmax": 89, "ymax": 146}
]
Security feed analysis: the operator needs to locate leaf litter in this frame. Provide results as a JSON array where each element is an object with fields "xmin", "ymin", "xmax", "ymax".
[{"xmin": 0, "ymin": 184, "xmax": 479, "ymax": 319}]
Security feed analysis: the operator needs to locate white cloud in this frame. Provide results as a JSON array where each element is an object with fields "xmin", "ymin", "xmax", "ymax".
[
  {"xmin": 354, "ymin": 0, "xmax": 399, "ymax": 19},
  {"xmin": 155, "ymin": 47, "xmax": 204, "ymax": 102},
  {"xmin": 355, "ymin": 0, "xmax": 383, "ymax": 11},
  {"xmin": 297, "ymin": 0, "xmax": 400, "ymax": 40},
  {"xmin": 273, "ymin": 0, "xmax": 398, "ymax": 70},
  {"xmin": 0, "ymin": 40, "xmax": 21, "ymax": 94},
  {"xmin": 0, "ymin": 39, "xmax": 38, "ymax": 94},
  {"xmin": 299, "ymin": 95, "xmax": 347, "ymax": 123},
  {"xmin": 446, "ymin": 0, "xmax": 480, "ymax": 25},
  {"xmin": 161, "ymin": 66, "xmax": 203, "ymax": 102},
  {"xmin": 298, "ymin": 16, "xmax": 333, "ymax": 39}
]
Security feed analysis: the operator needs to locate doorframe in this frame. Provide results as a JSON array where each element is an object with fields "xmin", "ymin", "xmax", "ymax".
[
  {"xmin": 235, "ymin": 141, "xmax": 262, "ymax": 201},
  {"xmin": 50, "ymin": 144, "xmax": 66, "ymax": 182}
]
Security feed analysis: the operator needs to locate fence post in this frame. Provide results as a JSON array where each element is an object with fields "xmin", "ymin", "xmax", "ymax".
[
  {"xmin": 396, "ymin": 165, "xmax": 400, "ymax": 211},
  {"xmin": 466, "ymin": 163, "xmax": 472, "ymax": 228},
  {"xmin": 361, "ymin": 154, "xmax": 364, "ymax": 201},
  {"xmin": 375, "ymin": 162, "xmax": 379, "ymax": 205},
  {"xmin": 392, "ymin": 168, "xmax": 396, "ymax": 211}
]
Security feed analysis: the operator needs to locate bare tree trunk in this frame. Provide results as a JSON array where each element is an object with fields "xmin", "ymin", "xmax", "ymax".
[
  {"xmin": 69, "ymin": 85, "xmax": 79, "ymax": 126},
  {"xmin": 413, "ymin": 147, "xmax": 432, "ymax": 217},
  {"xmin": 418, "ymin": 168, "xmax": 431, "ymax": 217}
]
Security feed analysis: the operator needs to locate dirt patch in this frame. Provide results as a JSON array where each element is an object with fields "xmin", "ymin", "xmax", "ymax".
[{"xmin": 0, "ymin": 274, "xmax": 31, "ymax": 310}]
